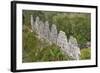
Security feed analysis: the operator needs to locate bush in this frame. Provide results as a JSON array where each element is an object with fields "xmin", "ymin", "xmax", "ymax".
[{"xmin": 80, "ymin": 48, "xmax": 91, "ymax": 60}]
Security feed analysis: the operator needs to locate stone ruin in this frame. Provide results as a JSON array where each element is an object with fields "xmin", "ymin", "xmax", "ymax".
[
  {"xmin": 38, "ymin": 21, "xmax": 45, "ymax": 39},
  {"xmin": 31, "ymin": 15, "xmax": 34, "ymax": 31},
  {"xmin": 50, "ymin": 24, "xmax": 58, "ymax": 44},
  {"xmin": 35, "ymin": 16, "xmax": 40, "ymax": 34},
  {"xmin": 43, "ymin": 21, "xmax": 50, "ymax": 41},
  {"xmin": 31, "ymin": 15, "xmax": 81, "ymax": 60},
  {"xmin": 68, "ymin": 36, "xmax": 80, "ymax": 60},
  {"xmin": 57, "ymin": 31, "xmax": 69, "ymax": 55}
]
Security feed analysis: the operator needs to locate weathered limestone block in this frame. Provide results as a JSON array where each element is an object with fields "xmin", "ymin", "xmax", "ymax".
[
  {"xmin": 50, "ymin": 24, "xmax": 58, "ymax": 44},
  {"xmin": 38, "ymin": 21, "xmax": 45, "ymax": 38},
  {"xmin": 34, "ymin": 16, "xmax": 40, "ymax": 34},
  {"xmin": 31, "ymin": 15, "xmax": 34, "ymax": 32},
  {"xmin": 57, "ymin": 31, "xmax": 71, "ymax": 56},
  {"xmin": 68, "ymin": 36, "xmax": 80, "ymax": 60},
  {"xmin": 86, "ymin": 42, "xmax": 91, "ymax": 48},
  {"xmin": 57, "ymin": 31, "xmax": 67, "ymax": 51},
  {"xmin": 43, "ymin": 21, "xmax": 50, "ymax": 40}
]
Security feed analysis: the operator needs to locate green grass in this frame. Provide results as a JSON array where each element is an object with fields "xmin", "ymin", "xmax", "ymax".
[{"xmin": 80, "ymin": 48, "xmax": 91, "ymax": 60}]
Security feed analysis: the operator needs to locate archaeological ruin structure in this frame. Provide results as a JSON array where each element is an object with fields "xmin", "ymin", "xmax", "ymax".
[{"xmin": 31, "ymin": 15, "xmax": 81, "ymax": 60}]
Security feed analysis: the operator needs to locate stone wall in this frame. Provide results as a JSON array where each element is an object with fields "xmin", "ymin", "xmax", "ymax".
[{"xmin": 31, "ymin": 15, "xmax": 80, "ymax": 60}]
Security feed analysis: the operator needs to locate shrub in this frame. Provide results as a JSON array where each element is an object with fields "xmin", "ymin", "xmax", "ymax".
[{"xmin": 80, "ymin": 48, "xmax": 91, "ymax": 60}]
